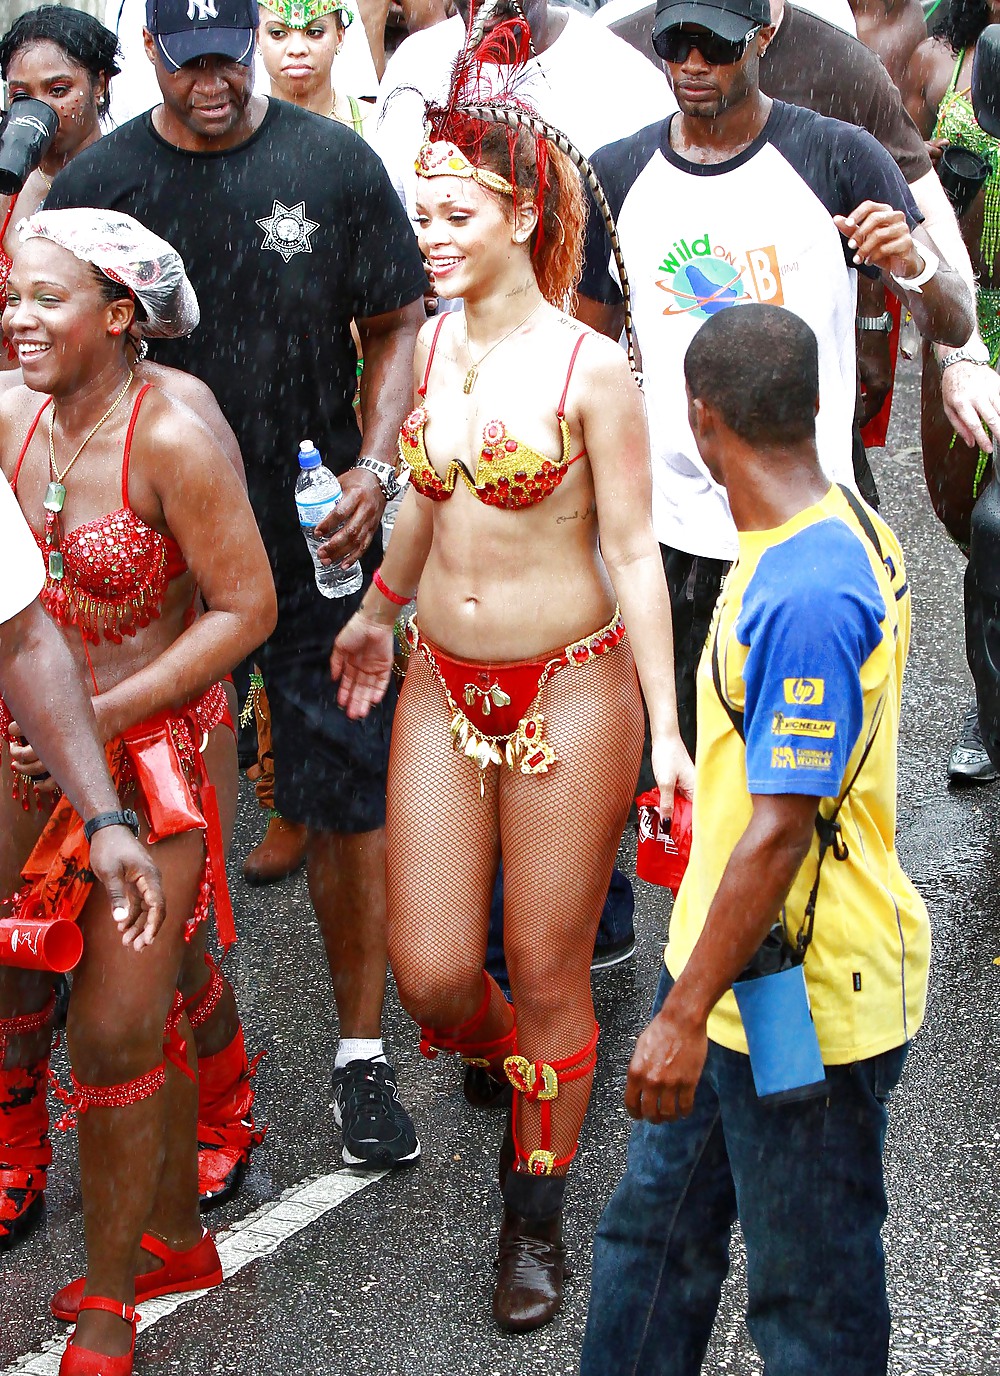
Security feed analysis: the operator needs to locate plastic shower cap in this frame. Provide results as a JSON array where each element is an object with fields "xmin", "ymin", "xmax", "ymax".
[{"xmin": 16, "ymin": 208, "xmax": 200, "ymax": 340}]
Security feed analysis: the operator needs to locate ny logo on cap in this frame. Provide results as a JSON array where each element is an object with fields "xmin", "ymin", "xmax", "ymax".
[{"xmin": 187, "ymin": 0, "xmax": 219, "ymax": 18}]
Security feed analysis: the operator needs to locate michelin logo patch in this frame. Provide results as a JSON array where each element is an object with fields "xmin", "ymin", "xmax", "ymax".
[
  {"xmin": 772, "ymin": 711, "xmax": 836, "ymax": 739},
  {"xmin": 784, "ymin": 677, "xmax": 824, "ymax": 706}
]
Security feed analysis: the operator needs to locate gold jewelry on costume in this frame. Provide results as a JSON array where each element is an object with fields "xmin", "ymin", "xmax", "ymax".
[
  {"xmin": 415, "ymin": 138, "xmax": 515, "ymax": 197},
  {"xmin": 504, "ymin": 1055, "xmax": 559, "ymax": 1101},
  {"xmin": 526, "ymin": 1149, "xmax": 557, "ymax": 1176},
  {"xmin": 463, "ymin": 300, "xmax": 542, "ymax": 394}
]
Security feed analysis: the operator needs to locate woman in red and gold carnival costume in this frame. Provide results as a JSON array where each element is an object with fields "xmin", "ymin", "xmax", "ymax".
[
  {"xmin": 0, "ymin": 208, "xmax": 275, "ymax": 1375},
  {"xmin": 332, "ymin": 18, "xmax": 692, "ymax": 1333}
]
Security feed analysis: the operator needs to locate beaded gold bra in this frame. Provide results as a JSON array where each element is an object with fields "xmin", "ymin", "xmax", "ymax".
[{"xmin": 399, "ymin": 318, "xmax": 587, "ymax": 511}]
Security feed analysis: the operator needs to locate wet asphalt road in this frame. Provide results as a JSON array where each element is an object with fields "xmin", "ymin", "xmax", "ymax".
[{"xmin": 2, "ymin": 354, "xmax": 999, "ymax": 1375}]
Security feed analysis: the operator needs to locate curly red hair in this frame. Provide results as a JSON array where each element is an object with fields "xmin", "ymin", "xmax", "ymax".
[{"xmin": 475, "ymin": 125, "xmax": 586, "ymax": 309}]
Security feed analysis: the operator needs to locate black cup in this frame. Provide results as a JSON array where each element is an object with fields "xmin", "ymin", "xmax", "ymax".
[
  {"xmin": 938, "ymin": 143, "xmax": 992, "ymax": 218},
  {"xmin": 0, "ymin": 98, "xmax": 59, "ymax": 196}
]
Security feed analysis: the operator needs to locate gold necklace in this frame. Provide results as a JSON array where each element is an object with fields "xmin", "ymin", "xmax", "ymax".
[
  {"xmin": 38, "ymin": 169, "xmax": 52, "ymax": 191},
  {"xmin": 463, "ymin": 300, "xmax": 542, "ymax": 394},
  {"xmin": 42, "ymin": 371, "xmax": 135, "ymax": 584},
  {"xmin": 43, "ymin": 368, "xmax": 134, "ymax": 509}
]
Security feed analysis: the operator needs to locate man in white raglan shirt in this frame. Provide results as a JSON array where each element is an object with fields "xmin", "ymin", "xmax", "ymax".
[
  {"xmin": 577, "ymin": 0, "xmax": 974, "ymax": 754},
  {"xmin": 371, "ymin": 0, "xmax": 676, "ymax": 218}
]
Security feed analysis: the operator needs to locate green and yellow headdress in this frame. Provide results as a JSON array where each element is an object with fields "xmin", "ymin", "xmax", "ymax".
[{"xmin": 259, "ymin": 0, "xmax": 354, "ymax": 27}]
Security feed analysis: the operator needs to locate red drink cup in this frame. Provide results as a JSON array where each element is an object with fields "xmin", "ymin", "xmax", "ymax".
[
  {"xmin": 0, "ymin": 915, "xmax": 83, "ymax": 972},
  {"xmin": 636, "ymin": 788, "xmax": 693, "ymax": 895}
]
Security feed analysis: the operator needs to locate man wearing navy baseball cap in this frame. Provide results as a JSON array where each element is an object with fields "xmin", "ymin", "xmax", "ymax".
[
  {"xmin": 146, "ymin": 0, "xmax": 258, "ymax": 71},
  {"xmin": 48, "ymin": 0, "xmax": 428, "ymax": 1196}
]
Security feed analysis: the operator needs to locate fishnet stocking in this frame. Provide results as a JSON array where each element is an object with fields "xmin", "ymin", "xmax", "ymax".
[
  {"xmin": 387, "ymin": 650, "xmax": 513, "ymax": 1064},
  {"xmin": 388, "ymin": 630, "xmax": 644, "ymax": 1174},
  {"xmin": 500, "ymin": 637, "xmax": 642, "ymax": 1172}
]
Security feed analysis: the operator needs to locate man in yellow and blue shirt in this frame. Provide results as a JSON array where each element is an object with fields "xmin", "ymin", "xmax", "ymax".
[{"xmin": 581, "ymin": 304, "xmax": 930, "ymax": 1376}]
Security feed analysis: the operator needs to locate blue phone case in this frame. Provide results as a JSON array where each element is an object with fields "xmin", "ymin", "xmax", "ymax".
[{"xmin": 733, "ymin": 965, "xmax": 828, "ymax": 1103}]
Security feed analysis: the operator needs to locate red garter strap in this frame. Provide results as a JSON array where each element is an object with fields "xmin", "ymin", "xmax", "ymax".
[
  {"xmin": 164, "ymin": 990, "xmax": 195, "ymax": 1082},
  {"xmin": 0, "ymin": 991, "xmax": 55, "ymax": 1061},
  {"xmin": 52, "ymin": 992, "xmax": 196, "ymax": 1128},
  {"xmin": 419, "ymin": 970, "xmax": 516, "ymax": 1066},
  {"xmin": 185, "ymin": 953, "xmax": 224, "ymax": 1029},
  {"xmin": 52, "ymin": 1063, "xmax": 166, "ymax": 1130},
  {"xmin": 505, "ymin": 1022, "xmax": 599, "ymax": 1176}
]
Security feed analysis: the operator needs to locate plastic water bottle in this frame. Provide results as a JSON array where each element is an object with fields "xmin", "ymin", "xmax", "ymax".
[{"xmin": 294, "ymin": 440, "xmax": 363, "ymax": 598}]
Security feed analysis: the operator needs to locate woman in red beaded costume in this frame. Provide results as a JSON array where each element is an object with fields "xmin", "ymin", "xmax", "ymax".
[
  {"xmin": 331, "ymin": 18, "xmax": 692, "ymax": 1334},
  {"xmin": 0, "ymin": 208, "xmax": 275, "ymax": 1376},
  {"xmin": 0, "ymin": 4, "xmax": 269, "ymax": 1226}
]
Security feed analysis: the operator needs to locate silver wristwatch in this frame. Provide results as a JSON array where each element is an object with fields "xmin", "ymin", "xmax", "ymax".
[
  {"xmin": 940, "ymin": 346, "xmax": 993, "ymax": 373},
  {"xmin": 354, "ymin": 456, "xmax": 400, "ymax": 502},
  {"xmin": 857, "ymin": 311, "xmax": 893, "ymax": 333}
]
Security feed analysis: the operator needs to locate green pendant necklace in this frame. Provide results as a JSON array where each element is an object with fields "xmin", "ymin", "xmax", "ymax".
[{"xmin": 44, "ymin": 370, "xmax": 134, "ymax": 580}]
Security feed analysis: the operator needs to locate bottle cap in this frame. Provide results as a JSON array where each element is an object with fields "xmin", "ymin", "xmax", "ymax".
[{"xmin": 298, "ymin": 439, "xmax": 320, "ymax": 469}]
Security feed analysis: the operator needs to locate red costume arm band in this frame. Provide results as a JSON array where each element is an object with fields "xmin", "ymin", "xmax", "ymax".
[{"xmin": 373, "ymin": 567, "xmax": 411, "ymax": 606}]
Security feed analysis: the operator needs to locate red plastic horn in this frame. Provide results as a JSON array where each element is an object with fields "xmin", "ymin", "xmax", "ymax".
[{"xmin": 0, "ymin": 916, "xmax": 83, "ymax": 972}]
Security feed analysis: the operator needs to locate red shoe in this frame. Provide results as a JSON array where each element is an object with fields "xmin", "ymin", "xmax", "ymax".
[
  {"xmin": 0, "ymin": 1060, "xmax": 51, "ymax": 1253},
  {"xmin": 52, "ymin": 1229, "xmax": 222, "ymax": 1322},
  {"xmin": 197, "ymin": 1026, "xmax": 266, "ymax": 1212},
  {"xmin": 59, "ymin": 1297, "xmax": 139, "ymax": 1376}
]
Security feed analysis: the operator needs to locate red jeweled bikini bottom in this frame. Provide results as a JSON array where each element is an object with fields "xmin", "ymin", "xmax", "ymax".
[{"xmin": 406, "ymin": 607, "xmax": 625, "ymax": 787}]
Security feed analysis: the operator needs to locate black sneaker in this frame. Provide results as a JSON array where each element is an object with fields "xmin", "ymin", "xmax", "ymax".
[
  {"xmin": 590, "ymin": 932, "xmax": 637, "ymax": 973},
  {"xmin": 331, "ymin": 1060, "xmax": 420, "ymax": 1169},
  {"xmin": 948, "ymin": 703, "xmax": 999, "ymax": 784}
]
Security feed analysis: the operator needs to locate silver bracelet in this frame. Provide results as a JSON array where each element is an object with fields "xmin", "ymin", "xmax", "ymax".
[{"xmin": 940, "ymin": 347, "xmax": 994, "ymax": 372}]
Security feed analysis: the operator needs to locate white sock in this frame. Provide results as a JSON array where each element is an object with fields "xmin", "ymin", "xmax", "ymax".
[{"xmin": 335, "ymin": 1038, "xmax": 386, "ymax": 1069}]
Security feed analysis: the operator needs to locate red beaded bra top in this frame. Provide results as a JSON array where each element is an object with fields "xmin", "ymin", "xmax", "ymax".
[
  {"xmin": 399, "ymin": 317, "xmax": 588, "ymax": 510},
  {"xmin": 11, "ymin": 385, "xmax": 189, "ymax": 644}
]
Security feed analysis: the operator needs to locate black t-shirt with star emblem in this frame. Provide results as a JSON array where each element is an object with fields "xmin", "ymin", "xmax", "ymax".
[{"xmin": 46, "ymin": 98, "xmax": 426, "ymax": 596}]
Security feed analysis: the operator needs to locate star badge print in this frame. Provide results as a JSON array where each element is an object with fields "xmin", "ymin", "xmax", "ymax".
[{"xmin": 256, "ymin": 200, "xmax": 320, "ymax": 262}]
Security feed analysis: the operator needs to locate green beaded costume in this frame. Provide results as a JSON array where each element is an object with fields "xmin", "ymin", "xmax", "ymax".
[{"xmin": 933, "ymin": 50, "xmax": 1000, "ymax": 496}]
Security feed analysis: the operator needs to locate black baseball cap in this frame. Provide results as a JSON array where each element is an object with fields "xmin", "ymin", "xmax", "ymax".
[
  {"xmin": 652, "ymin": 0, "xmax": 770, "ymax": 45},
  {"xmin": 146, "ymin": 0, "xmax": 259, "ymax": 71}
]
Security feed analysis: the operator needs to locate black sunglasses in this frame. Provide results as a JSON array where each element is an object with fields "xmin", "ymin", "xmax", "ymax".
[{"xmin": 653, "ymin": 24, "xmax": 760, "ymax": 64}]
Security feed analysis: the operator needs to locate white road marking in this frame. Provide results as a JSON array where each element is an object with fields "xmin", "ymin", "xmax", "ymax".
[{"xmin": 2, "ymin": 1169, "xmax": 386, "ymax": 1376}]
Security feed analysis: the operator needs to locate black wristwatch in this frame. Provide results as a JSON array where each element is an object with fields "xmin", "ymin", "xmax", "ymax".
[{"xmin": 83, "ymin": 808, "xmax": 141, "ymax": 843}]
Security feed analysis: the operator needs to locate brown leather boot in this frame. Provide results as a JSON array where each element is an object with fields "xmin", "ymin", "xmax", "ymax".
[
  {"xmin": 492, "ymin": 1173, "xmax": 567, "ymax": 1332},
  {"xmin": 242, "ymin": 814, "xmax": 308, "ymax": 886}
]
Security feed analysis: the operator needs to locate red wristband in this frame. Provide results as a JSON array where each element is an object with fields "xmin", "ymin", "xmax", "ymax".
[{"xmin": 373, "ymin": 566, "xmax": 410, "ymax": 606}]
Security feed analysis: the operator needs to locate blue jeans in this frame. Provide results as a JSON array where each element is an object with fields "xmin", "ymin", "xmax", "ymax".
[
  {"xmin": 485, "ymin": 865, "xmax": 635, "ymax": 996},
  {"xmin": 580, "ymin": 967, "xmax": 908, "ymax": 1376}
]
